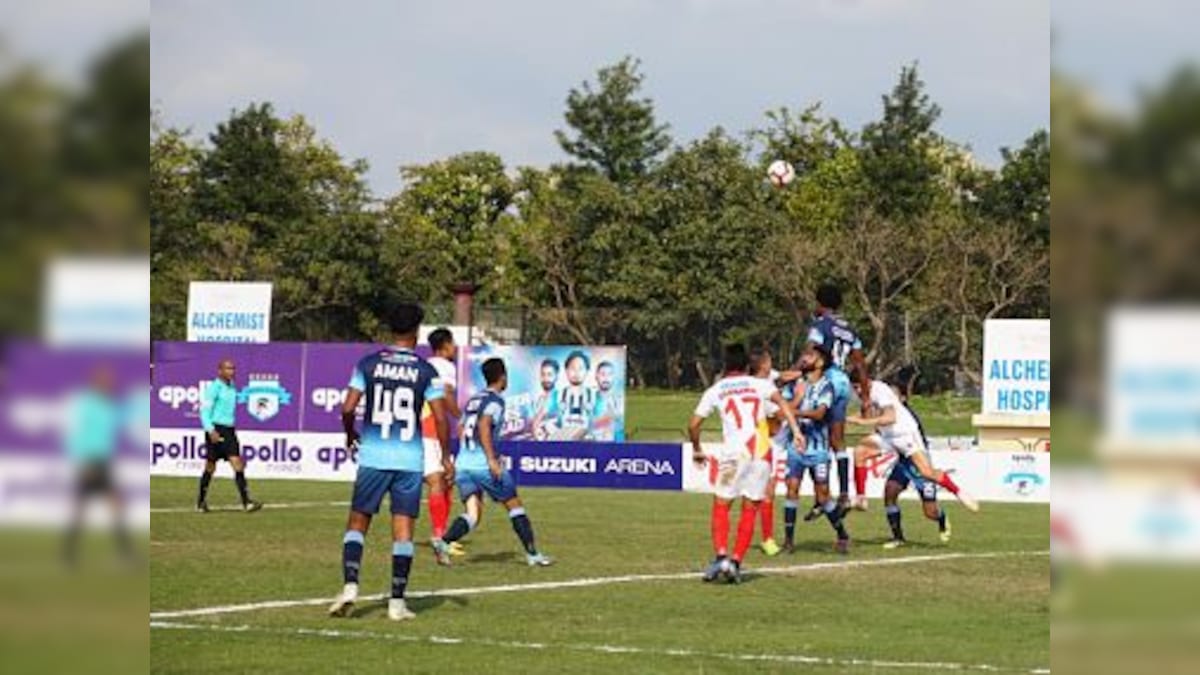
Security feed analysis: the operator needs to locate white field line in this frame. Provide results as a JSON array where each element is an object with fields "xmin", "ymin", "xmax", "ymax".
[
  {"xmin": 151, "ymin": 501, "xmax": 349, "ymax": 514},
  {"xmin": 150, "ymin": 550, "xmax": 1048, "ymax": 620},
  {"xmin": 150, "ymin": 620, "xmax": 1049, "ymax": 674}
]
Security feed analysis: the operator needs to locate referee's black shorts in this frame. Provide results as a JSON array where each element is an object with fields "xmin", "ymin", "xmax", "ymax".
[{"xmin": 206, "ymin": 424, "xmax": 241, "ymax": 462}]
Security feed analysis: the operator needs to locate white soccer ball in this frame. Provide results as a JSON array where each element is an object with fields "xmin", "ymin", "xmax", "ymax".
[{"xmin": 767, "ymin": 159, "xmax": 795, "ymax": 187}]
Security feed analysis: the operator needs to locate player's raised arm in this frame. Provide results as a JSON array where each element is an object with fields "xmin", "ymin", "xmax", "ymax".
[
  {"xmin": 769, "ymin": 388, "xmax": 803, "ymax": 444},
  {"xmin": 848, "ymin": 402, "xmax": 895, "ymax": 427},
  {"xmin": 849, "ymin": 347, "xmax": 870, "ymax": 405}
]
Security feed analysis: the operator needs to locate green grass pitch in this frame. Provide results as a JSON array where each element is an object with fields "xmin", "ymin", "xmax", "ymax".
[{"xmin": 150, "ymin": 476, "xmax": 1047, "ymax": 674}]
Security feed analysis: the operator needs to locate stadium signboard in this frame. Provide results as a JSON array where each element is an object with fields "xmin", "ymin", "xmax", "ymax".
[
  {"xmin": 463, "ymin": 345, "xmax": 627, "ymax": 442},
  {"xmin": 981, "ymin": 319, "xmax": 1050, "ymax": 415},
  {"xmin": 186, "ymin": 281, "xmax": 274, "ymax": 343}
]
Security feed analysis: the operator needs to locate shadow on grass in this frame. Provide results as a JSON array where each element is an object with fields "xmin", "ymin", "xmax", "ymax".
[{"xmin": 351, "ymin": 594, "xmax": 469, "ymax": 618}]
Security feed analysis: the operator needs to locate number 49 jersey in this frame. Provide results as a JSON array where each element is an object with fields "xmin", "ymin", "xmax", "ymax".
[
  {"xmin": 348, "ymin": 348, "xmax": 445, "ymax": 472},
  {"xmin": 693, "ymin": 375, "xmax": 776, "ymax": 460}
]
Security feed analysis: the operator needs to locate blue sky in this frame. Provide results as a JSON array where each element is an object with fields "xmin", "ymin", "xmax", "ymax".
[{"xmin": 150, "ymin": 0, "xmax": 1050, "ymax": 197}]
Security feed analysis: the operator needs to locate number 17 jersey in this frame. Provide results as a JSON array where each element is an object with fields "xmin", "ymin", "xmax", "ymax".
[
  {"xmin": 693, "ymin": 374, "xmax": 776, "ymax": 460},
  {"xmin": 348, "ymin": 348, "xmax": 445, "ymax": 472}
]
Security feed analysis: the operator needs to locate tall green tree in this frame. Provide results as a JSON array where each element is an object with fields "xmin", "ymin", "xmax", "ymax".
[
  {"xmin": 859, "ymin": 64, "xmax": 943, "ymax": 220},
  {"xmin": 555, "ymin": 57, "xmax": 671, "ymax": 184}
]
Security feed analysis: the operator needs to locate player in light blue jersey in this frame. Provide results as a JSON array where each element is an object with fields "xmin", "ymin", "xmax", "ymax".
[
  {"xmin": 781, "ymin": 343, "xmax": 851, "ymax": 555},
  {"xmin": 433, "ymin": 358, "xmax": 553, "ymax": 567},
  {"xmin": 329, "ymin": 303, "xmax": 452, "ymax": 622},
  {"xmin": 782, "ymin": 283, "xmax": 870, "ymax": 518}
]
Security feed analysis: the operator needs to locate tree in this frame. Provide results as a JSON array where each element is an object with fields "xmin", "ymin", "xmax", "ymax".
[
  {"xmin": 555, "ymin": 57, "xmax": 671, "ymax": 184},
  {"xmin": 194, "ymin": 102, "xmax": 304, "ymax": 238},
  {"xmin": 859, "ymin": 64, "xmax": 943, "ymax": 220},
  {"xmin": 977, "ymin": 129, "xmax": 1050, "ymax": 244},
  {"xmin": 391, "ymin": 152, "xmax": 516, "ymax": 295}
]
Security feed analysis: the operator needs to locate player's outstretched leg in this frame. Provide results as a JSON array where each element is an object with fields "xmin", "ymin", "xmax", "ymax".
[
  {"xmin": 388, "ymin": 540, "xmax": 416, "ymax": 621},
  {"xmin": 911, "ymin": 452, "xmax": 979, "ymax": 512},
  {"xmin": 882, "ymin": 479, "xmax": 905, "ymax": 549},
  {"xmin": 505, "ymin": 500, "xmax": 551, "ymax": 566},
  {"xmin": 432, "ymin": 511, "xmax": 475, "ymax": 566},
  {"xmin": 759, "ymin": 479, "xmax": 780, "ymax": 556},
  {"xmin": 704, "ymin": 497, "xmax": 732, "ymax": 581},
  {"xmin": 815, "ymin": 477, "xmax": 850, "ymax": 554},
  {"xmin": 924, "ymin": 500, "xmax": 951, "ymax": 543},
  {"xmin": 782, "ymin": 475, "xmax": 800, "ymax": 554},
  {"xmin": 727, "ymin": 498, "xmax": 760, "ymax": 584},
  {"xmin": 330, "ymin": 525, "xmax": 366, "ymax": 618}
]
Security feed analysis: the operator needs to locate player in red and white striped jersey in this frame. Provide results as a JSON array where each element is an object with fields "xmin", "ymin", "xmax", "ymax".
[{"xmin": 688, "ymin": 344, "xmax": 801, "ymax": 584}]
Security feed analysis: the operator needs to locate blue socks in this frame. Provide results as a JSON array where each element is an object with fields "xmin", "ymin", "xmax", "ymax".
[
  {"xmin": 886, "ymin": 504, "xmax": 904, "ymax": 540},
  {"xmin": 784, "ymin": 500, "xmax": 798, "ymax": 541},
  {"xmin": 392, "ymin": 541, "xmax": 414, "ymax": 599},
  {"xmin": 444, "ymin": 513, "xmax": 475, "ymax": 544},
  {"xmin": 822, "ymin": 500, "xmax": 849, "ymax": 540},
  {"xmin": 342, "ymin": 530, "xmax": 364, "ymax": 584}
]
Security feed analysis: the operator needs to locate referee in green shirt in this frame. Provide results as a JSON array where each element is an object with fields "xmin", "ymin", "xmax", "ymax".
[{"xmin": 196, "ymin": 358, "xmax": 262, "ymax": 513}]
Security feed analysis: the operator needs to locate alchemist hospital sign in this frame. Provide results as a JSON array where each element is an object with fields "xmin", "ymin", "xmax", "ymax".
[{"xmin": 981, "ymin": 319, "xmax": 1050, "ymax": 415}]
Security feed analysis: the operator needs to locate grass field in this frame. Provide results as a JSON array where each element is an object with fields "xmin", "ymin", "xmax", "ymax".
[
  {"xmin": 625, "ymin": 389, "xmax": 980, "ymax": 441},
  {"xmin": 150, "ymin": 477, "xmax": 1047, "ymax": 674}
]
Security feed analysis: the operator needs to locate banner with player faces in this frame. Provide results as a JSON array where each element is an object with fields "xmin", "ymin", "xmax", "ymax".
[{"xmin": 462, "ymin": 345, "xmax": 627, "ymax": 442}]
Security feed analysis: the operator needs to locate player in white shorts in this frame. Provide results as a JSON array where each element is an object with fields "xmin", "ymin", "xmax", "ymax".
[
  {"xmin": 689, "ymin": 344, "xmax": 801, "ymax": 584},
  {"xmin": 423, "ymin": 328, "xmax": 464, "ymax": 553},
  {"xmin": 847, "ymin": 378, "xmax": 979, "ymax": 513}
]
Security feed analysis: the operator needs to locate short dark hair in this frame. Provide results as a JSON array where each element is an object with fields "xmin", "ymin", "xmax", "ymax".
[
  {"xmin": 382, "ymin": 303, "xmax": 424, "ymax": 336},
  {"xmin": 482, "ymin": 358, "xmax": 507, "ymax": 385},
  {"xmin": 889, "ymin": 364, "xmax": 919, "ymax": 391},
  {"xmin": 565, "ymin": 350, "xmax": 590, "ymax": 371},
  {"xmin": 748, "ymin": 347, "xmax": 771, "ymax": 376},
  {"xmin": 540, "ymin": 358, "xmax": 559, "ymax": 374},
  {"xmin": 810, "ymin": 342, "xmax": 833, "ymax": 369},
  {"xmin": 428, "ymin": 327, "xmax": 454, "ymax": 352},
  {"xmin": 816, "ymin": 283, "xmax": 843, "ymax": 311},
  {"xmin": 597, "ymin": 360, "xmax": 614, "ymax": 372},
  {"xmin": 723, "ymin": 343, "xmax": 749, "ymax": 373}
]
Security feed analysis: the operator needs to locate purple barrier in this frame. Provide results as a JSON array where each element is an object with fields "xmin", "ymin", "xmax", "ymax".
[
  {"xmin": 0, "ymin": 342, "xmax": 147, "ymax": 458},
  {"xmin": 151, "ymin": 341, "xmax": 438, "ymax": 434}
]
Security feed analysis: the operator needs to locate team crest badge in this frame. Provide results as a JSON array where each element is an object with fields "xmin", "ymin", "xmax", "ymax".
[{"xmin": 238, "ymin": 375, "xmax": 293, "ymax": 422}]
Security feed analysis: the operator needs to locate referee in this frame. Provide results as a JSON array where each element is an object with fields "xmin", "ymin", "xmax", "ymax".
[{"xmin": 196, "ymin": 358, "xmax": 262, "ymax": 513}]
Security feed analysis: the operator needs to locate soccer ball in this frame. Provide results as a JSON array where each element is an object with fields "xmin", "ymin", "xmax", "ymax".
[{"xmin": 767, "ymin": 159, "xmax": 795, "ymax": 188}]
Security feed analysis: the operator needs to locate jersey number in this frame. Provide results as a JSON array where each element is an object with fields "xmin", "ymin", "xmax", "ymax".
[
  {"xmin": 724, "ymin": 396, "xmax": 763, "ymax": 454},
  {"xmin": 370, "ymin": 385, "xmax": 415, "ymax": 441}
]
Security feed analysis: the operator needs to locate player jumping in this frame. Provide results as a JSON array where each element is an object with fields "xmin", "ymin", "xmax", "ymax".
[
  {"xmin": 689, "ymin": 344, "xmax": 801, "ymax": 584},
  {"xmin": 847, "ymin": 377, "xmax": 979, "ymax": 517},
  {"xmin": 782, "ymin": 343, "xmax": 852, "ymax": 554},
  {"xmin": 329, "ymin": 303, "xmax": 453, "ymax": 622},
  {"xmin": 432, "ymin": 358, "xmax": 553, "ymax": 567}
]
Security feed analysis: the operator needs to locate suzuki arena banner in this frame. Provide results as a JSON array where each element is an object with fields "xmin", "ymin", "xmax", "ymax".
[
  {"xmin": 186, "ymin": 281, "xmax": 273, "ymax": 343},
  {"xmin": 463, "ymin": 345, "xmax": 627, "ymax": 442},
  {"xmin": 681, "ymin": 445, "xmax": 1049, "ymax": 504}
]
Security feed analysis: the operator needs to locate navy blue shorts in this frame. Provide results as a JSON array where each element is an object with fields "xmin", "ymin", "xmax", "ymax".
[
  {"xmin": 456, "ymin": 468, "xmax": 519, "ymax": 503},
  {"xmin": 351, "ymin": 466, "xmax": 423, "ymax": 516},
  {"xmin": 888, "ymin": 458, "xmax": 937, "ymax": 502}
]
